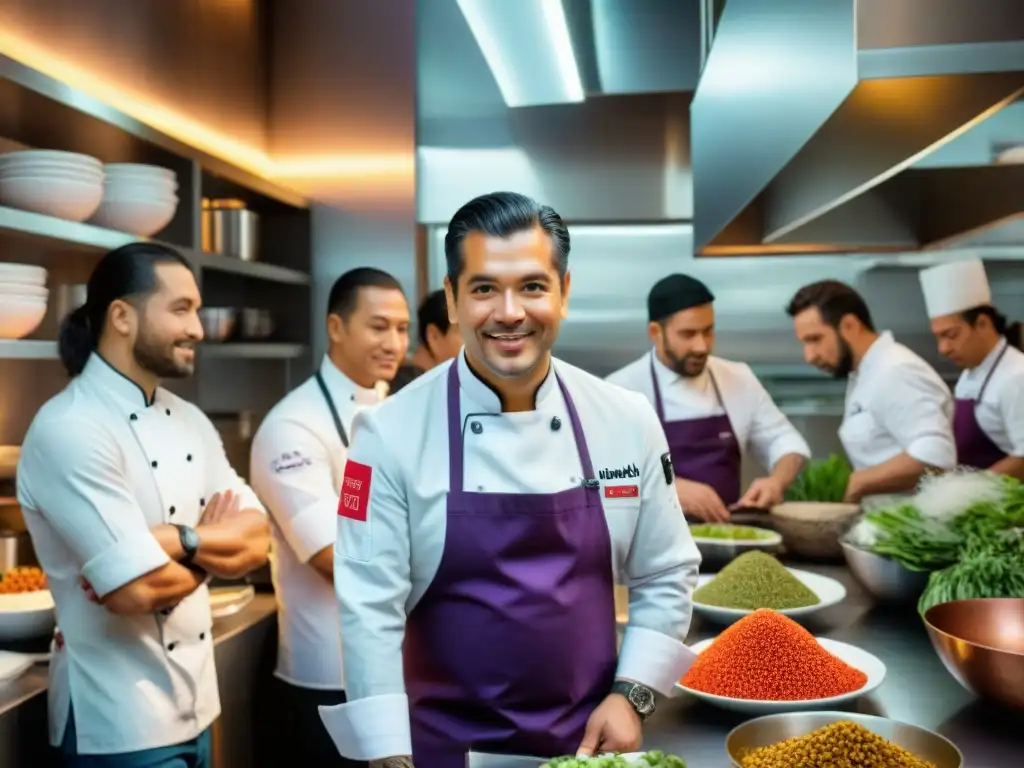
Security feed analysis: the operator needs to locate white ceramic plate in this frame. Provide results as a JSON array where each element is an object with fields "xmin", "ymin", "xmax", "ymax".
[
  {"xmin": 210, "ymin": 585, "xmax": 255, "ymax": 619},
  {"xmin": 692, "ymin": 567, "xmax": 847, "ymax": 624},
  {"xmin": 690, "ymin": 528, "xmax": 783, "ymax": 548},
  {"xmin": 0, "ymin": 650, "xmax": 34, "ymax": 684},
  {"xmin": 676, "ymin": 636, "xmax": 885, "ymax": 714}
]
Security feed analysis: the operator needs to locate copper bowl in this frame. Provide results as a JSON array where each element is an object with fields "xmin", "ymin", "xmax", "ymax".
[{"xmin": 923, "ymin": 598, "xmax": 1024, "ymax": 709}]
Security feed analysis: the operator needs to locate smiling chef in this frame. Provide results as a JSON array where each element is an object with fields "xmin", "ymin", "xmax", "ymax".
[
  {"xmin": 607, "ymin": 274, "xmax": 811, "ymax": 521},
  {"xmin": 16, "ymin": 243, "xmax": 269, "ymax": 767},
  {"xmin": 919, "ymin": 258, "xmax": 1024, "ymax": 478},
  {"xmin": 319, "ymin": 192, "xmax": 701, "ymax": 768},
  {"xmin": 251, "ymin": 267, "xmax": 409, "ymax": 766},
  {"xmin": 787, "ymin": 279, "xmax": 956, "ymax": 503}
]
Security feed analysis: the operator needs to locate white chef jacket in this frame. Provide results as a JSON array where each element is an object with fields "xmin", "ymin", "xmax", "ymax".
[
  {"xmin": 15, "ymin": 353, "xmax": 263, "ymax": 754},
  {"xmin": 954, "ymin": 337, "xmax": 1024, "ymax": 457},
  {"xmin": 839, "ymin": 331, "xmax": 956, "ymax": 471},
  {"xmin": 320, "ymin": 353, "xmax": 702, "ymax": 761},
  {"xmin": 250, "ymin": 355, "xmax": 380, "ymax": 690},
  {"xmin": 606, "ymin": 351, "xmax": 811, "ymax": 472}
]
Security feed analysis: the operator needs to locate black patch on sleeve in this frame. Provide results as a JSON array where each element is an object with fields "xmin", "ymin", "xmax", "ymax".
[{"xmin": 661, "ymin": 452, "xmax": 674, "ymax": 485}]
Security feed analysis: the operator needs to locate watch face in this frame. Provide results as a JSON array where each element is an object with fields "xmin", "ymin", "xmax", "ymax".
[
  {"xmin": 181, "ymin": 526, "xmax": 200, "ymax": 552},
  {"xmin": 630, "ymin": 686, "xmax": 655, "ymax": 713}
]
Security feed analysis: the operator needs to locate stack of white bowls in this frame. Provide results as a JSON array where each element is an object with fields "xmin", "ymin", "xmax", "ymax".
[
  {"xmin": 0, "ymin": 150, "xmax": 104, "ymax": 221},
  {"xmin": 0, "ymin": 263, "xmax": 48, "ymax": 339},
  {"xmin": 91, "ymin": 164, "xmax": 179, "ymax": 237}
]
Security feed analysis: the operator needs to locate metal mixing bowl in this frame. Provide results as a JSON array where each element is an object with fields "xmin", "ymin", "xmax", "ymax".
[
  {"xmin": 725, "ymin": 711, "xmax": 963, "ymax": 768},
  {"xmin": 198, "ymin": 307, "xmax": 237, "ymax": 343},
  {"xmin": 840, "ymin": 540, "xmax": 930, "ymax": 602},
  {"xmin": 924, "ymin": 598, "xmax": 1024, "ymax": 709}
]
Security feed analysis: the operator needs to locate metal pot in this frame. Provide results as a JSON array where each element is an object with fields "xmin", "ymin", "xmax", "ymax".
[
  {"xmin": 198, "ymin": 308, "xmax": 237, "ymax": 342},
  {"xmin": 0, "ymin": 529, "xmax": 34, "ymax": 572},
  {"xmin": 201, "ymin": 199, "xmax": 259, "ymax": 262},
  {"xmin": 239, "ymin": 308, "xmax": 274, "ymax": 340}
]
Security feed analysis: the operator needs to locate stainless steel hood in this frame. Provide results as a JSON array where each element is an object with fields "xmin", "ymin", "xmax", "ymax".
[{"xmin": 691, "ymin": 0, "xmax": 1024, "ymax": 255}]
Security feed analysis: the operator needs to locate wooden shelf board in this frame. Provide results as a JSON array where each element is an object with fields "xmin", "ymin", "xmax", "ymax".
[{"xmin": 0, "ymin": 206, "xmax": 310, "ymax": 286}]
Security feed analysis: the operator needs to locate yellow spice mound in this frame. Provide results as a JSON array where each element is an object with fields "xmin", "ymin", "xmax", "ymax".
[{"xmin": 740, "ymin": 721, "xmax": 937, "ymax": 768}]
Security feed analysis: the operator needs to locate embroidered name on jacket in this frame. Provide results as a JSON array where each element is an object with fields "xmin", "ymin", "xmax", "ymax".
[
  {"xmin": 272, "ymin": 450, "xmax": 313, "ymax": 474},
  {"xmin": 598, "ymin": 463, "xmax": 640, "ymax": 480}
]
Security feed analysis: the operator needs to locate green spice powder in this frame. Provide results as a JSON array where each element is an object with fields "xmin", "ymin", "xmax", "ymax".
[{"xmin": 694, "ymin": 551, "xmax": 820, "ymax": 610}]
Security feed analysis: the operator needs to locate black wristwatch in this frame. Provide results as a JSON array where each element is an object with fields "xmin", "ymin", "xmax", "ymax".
[
  {"xmin": 174, "ymin": 524, "xmax": 200, "ymax": 565},
  {"xmin": 612, "ymin": 680, "xmax": 656, "ymax": 721}
]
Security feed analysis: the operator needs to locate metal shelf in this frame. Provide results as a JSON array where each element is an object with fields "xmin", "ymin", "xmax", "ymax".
[
  {"xmin": 0, "ymin": 206, "xmax": 310, "ymax": 286},
  {"xmin": 0, "ymin": 340, "xmax": 58, "ymax": 359},
  {"xmin": 199, "ymin": 343, "xmax": 307, "ymax": 359}
]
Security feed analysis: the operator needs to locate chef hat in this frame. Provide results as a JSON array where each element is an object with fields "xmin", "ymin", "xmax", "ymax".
[
  {"xmin": 919, "ymin": 258, "xmax": 992, "ymax": 319},
  {"xmin": 648, "ymin": 274, "xmax": 715, "ymax": 322}
]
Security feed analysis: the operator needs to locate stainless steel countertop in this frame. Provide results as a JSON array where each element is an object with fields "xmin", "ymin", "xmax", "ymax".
[
  {"xmin": 644, "ymin": 565, "xmax": 1019, "ymax": 768},
  {"xmin": 0, "ymin": 593, "xmax": 277, "ymax": 718}
]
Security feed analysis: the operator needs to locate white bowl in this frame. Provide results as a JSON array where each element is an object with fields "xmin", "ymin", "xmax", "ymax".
[
  {"xmin": 103, "ymin": 163, "xmax": 177, "ymax": 183},
  {"xmin": 0, "ymin": 651, "xmax": 34, "ymax": 684},
  {"xmin": 0, "ymin": 166, "xmax": 104, "ymax": 183},
  {"xmin": 103, "ymin": 182, "xmax": 179, "ymax": 199},
  {"xmin": 0, "ymin": 176, "xmax": 103, "ymax": 221},
  {"xmin": 676, "ymin": 637, "xmax": 886, "ymax": 714},
  {"xmin": 693, "ymin": 568, "xmax": 847, "ymax": 625},
  {"xmin": 90, "ymin": 198, "xmax": 177, "ymax": 236},
  {"xmin": 0, "ymin": 263, "xmax": 46, "ymax": 285},
  {"xmin": 0, "ymin": 150, "xmax": 102, "ymax": 170},
  {"xmin": 0, "ymin": 589, "xmax": 56, "ymax": 641},
  {"xmin": 0, "ymin": 296, "xmax": 48, "ymax": 339},
  {"xmin": 0, "ymin": 282, "xmax": 48, "ymax": 299}
]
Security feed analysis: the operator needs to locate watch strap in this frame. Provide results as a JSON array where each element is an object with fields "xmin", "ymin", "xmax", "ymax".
[{"xmin": 611, "ymin": 680, "xmax": 655, "ymax": 720}]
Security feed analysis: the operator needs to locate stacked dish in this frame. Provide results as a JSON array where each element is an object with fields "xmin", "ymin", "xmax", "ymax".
[
  {"xmin": 0, "ymin": 150, "xmax": 104, "ymax": 221},
  {"xmin": 0, "ymin": 263, "xmax": 48, "ymax": 339},
  {"xmin": 92, "ymin": 163, "xmax": 179, "ymax": 236}
]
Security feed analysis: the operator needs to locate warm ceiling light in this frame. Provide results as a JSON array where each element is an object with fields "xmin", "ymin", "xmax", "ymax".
[
  {"xmin": 456, "ymin": 0, "xmax": 584, "ymax": 108},
  {"xmin": 0, "ymin": 32, "xmax": 411, "ymax": 184}
]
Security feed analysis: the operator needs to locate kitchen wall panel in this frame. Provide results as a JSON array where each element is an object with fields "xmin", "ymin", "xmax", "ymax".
[
  {"xmin": 0, "ymin": 0, "xmax": 269, "ymax": 151},
  {"xmin": 267, "ymin": 0, "xmax": 418, "ymax": 357}
]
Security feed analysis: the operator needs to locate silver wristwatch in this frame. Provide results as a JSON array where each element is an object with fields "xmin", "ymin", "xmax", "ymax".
[{"xmin": 611, "ymin": 680, "xmax": 656, "ymax": 721}]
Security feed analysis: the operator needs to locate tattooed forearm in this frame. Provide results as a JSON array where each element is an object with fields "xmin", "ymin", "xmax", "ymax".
[{"xmin": 370, "ymin": 757, "xmax": 414, "ymax": 768}]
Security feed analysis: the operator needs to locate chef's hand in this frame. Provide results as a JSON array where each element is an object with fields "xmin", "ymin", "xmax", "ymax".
[
  {"xmin": 734, "ymin": 476, "xmax": 784, "ymax": 510},
  {"xmin": 675, "ymin": 478, "xmax": 730, "ymax": 522},
  {"xmin": 576, "ymin": 692, "xmax": 642, "ymax": 757},
  {"xmin": 842, "ymin": 472, "xmax": 864, "ymax": 504},
  {"xmin": 199, "ymin": 490, "xmax": 241, "ymax": 525}
]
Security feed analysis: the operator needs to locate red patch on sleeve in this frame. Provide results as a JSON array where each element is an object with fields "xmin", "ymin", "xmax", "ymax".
[
  {"xmin": 604, "ymin": 484, "xmax": 639, "ymax": 499},
  {"xmin": 338, "ymin": 460, "xmax": 372, "ymax": 521}
]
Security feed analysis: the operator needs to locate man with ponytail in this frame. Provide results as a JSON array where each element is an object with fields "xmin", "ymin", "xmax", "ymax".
[
  {"xmin": 920, "ymin": 258, "xmax": 1024, "ymax": 478},
  {"xmin": 16, "ymin": 242, "xmax": 270, "ymax": 767}
]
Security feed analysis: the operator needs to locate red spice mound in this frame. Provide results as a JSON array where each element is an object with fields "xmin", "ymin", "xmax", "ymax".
[{"xmin": 681, "ymin": 609, "xmax": 868, "ymax": 701}]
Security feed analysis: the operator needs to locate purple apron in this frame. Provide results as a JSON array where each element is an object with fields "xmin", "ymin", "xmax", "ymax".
[
  {"xmin": 402, "ymin": 364, "xmax": 618, "ymax": 767},
  {"xmin": 954, "ymin": 343, "xmax": 1009, "ymax": 469},
  {"xmin": 650, "ymin": 354, "xmax": 742, "ymax": 505}
]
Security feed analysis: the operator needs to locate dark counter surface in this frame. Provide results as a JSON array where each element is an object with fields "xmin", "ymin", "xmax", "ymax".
[
  {"xmin": 643, "ymin": 565, "xmax": 1019, "ymax": 768},
  {"xmin": 0, "ymin": 593, "xmax": 277, "ymax": 718}
]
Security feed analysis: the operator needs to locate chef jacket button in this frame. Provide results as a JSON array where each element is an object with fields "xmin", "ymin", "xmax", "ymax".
[
  {"xmin": 477, "ymin": 486, "xmax": 484, "ymax": 491},
  {"xmin": 130, "ymin": 413, "xmax": 138, "ymax": 421},
  {"xmin": 470, "ymin": 421, "xmax": 483, "ymax": 434},
  {"xmin": 151, "ymin": 460, "xmax": 158, "ymax": 468},
  {"xmin": 165, "ymin": 408, "xmax": 171, "ymax": 416},
  {"xmin": 551, "ymin": 416, "xmax": 562, "ymax": 431},
  {"xmin": 186, "ymin": 454, "xmax": 192, "ymax": 462},
  {"xmin": 200, "ymin": 498, "xmax": 206, "ymax": 506},
  {"xmin": 169, "ymin": 506, "xmax": 176, "ymax": 516},
  {"xmin": 199, "ymin": 632, "xmax": 206, "ymax": 640},
  {"xmin": 167, "ymin": 642, "xmax": 176, "ymax": 651}
]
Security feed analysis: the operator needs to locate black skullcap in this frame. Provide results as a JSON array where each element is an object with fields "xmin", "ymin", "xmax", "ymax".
[{"xmin": 648, "ymin": 274, "xmax": 715, "ymax": 323}]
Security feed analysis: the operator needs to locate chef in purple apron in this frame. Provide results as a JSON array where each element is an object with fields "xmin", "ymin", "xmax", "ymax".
[
  {"xmin": 607, "ymin": 275, "xmax": 810, "ymax": 522},
  {"xmin": 319, "ymin": 192, "xmax": 701, "ymax": 768},
  {"xmin": 920, "ymin": 259, "xmax": 1024, "ymax": 478}
]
